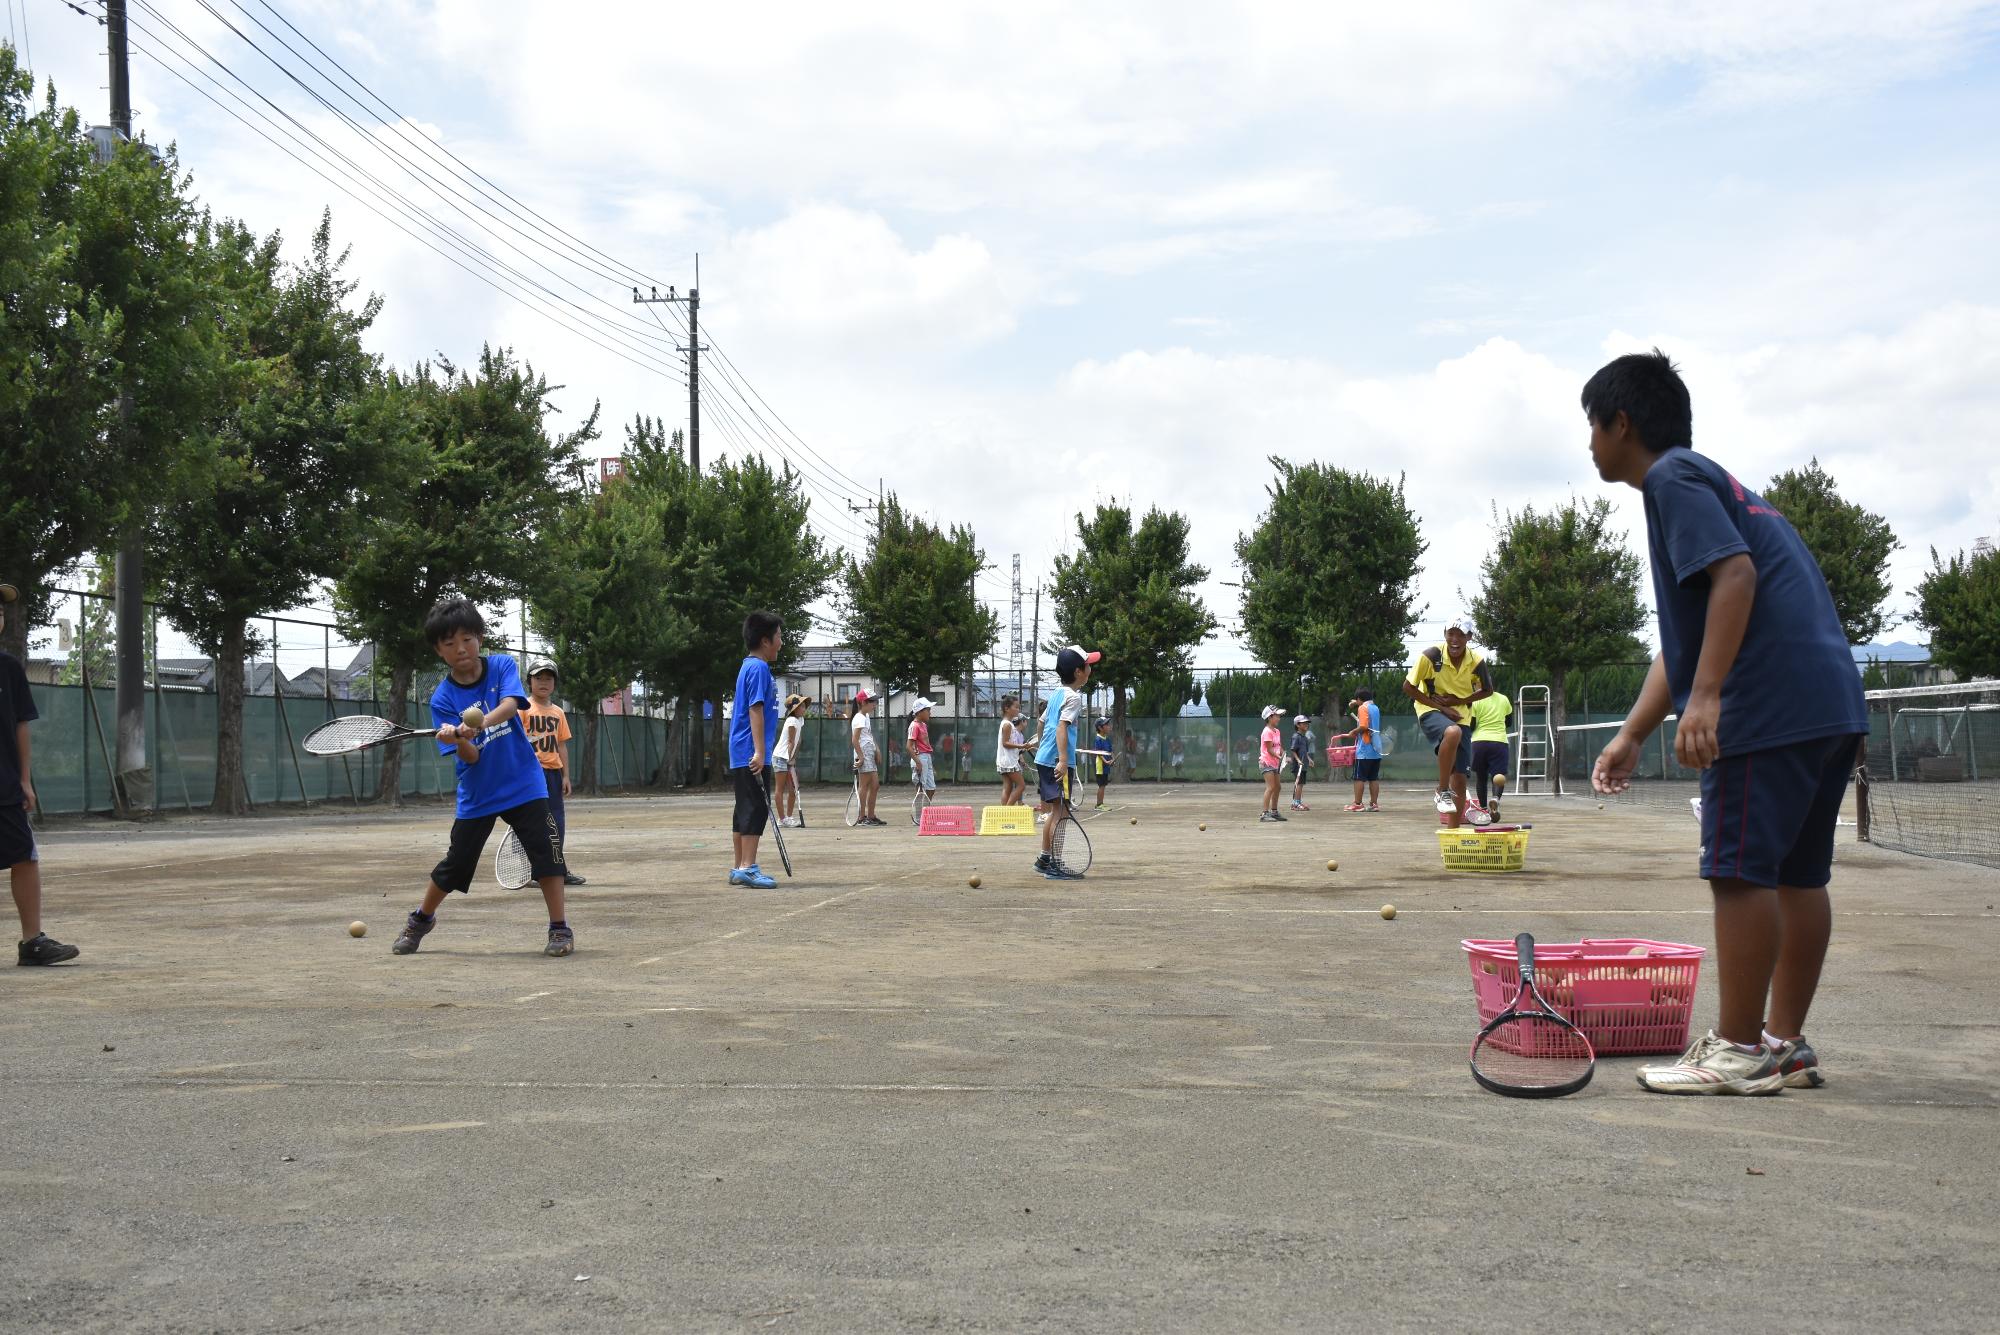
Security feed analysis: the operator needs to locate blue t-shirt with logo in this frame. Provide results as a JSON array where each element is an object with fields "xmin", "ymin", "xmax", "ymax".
[
  {"xmin": 430, "ymin": 654, "xmax": 547, "ymax": 819},
  {"xmin": 729, "ymin": 655, "xmax": 778, "ymax": 768},
  {"xmin": 1354, "ymin": 702, "xmax": 1382, "ymax": 761},
  {"xmin": 1641, "ymin": 448, "xmax": 1866, "ymax": 757}
]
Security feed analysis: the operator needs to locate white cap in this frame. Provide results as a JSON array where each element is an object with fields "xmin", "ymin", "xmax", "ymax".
[
  {"xmin": 912, "ymin": 697, "xmax": 937, "ymax": 712},
  {"xmin": 1261, "ymin": 704, "xmax": 1283, "ymax": 720},
  {"xmin": 1447, "ymin": 615, "xmax": 1475, "ymax": 636},
  {"xmin": 1293, "ymin": 714, "xmax": 1309, "ymax": 724}
]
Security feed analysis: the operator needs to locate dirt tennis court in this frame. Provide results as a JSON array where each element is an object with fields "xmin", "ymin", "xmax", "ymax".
[{"xmin": 3, "ymin": 783, "xmax": 1996, "ymax": 1332}]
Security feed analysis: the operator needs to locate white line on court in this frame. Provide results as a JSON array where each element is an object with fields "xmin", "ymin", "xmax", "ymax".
[
  {"xmin": 43, "ymin": 851, "xmax": 270, "ymax": 881},
  {"xmin": 641, "ymin": 864, "xmax": 939, "ymax": 964},
  {"xmin": 982, "ymin": 905, "xmax": 1996, "ymax": 919}
]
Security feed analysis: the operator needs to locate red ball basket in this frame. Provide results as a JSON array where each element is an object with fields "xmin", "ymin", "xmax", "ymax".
[
  {"xmin": 1326, "ymin": 744, "xmax": 1357, "ymax": 767},
  {"xmin": 1463, "ymin": 938, "xmax": 1705, "ymax": 1055}
]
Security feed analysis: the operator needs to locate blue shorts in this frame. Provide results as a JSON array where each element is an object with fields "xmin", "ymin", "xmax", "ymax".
[
  {"xmin": 1419, "ymin": 711, "xmax": 1471, "ymax": 774},
  {"xmin": 1353, "ymin": 757, "xmax": 1382, "ymax": 782},
  {"xmin": 1700, "ymin": 733, "xmax": 1861, "ymax": 889},
  {"xmin": 1036, "ymin": 763, "xmax": 1073, "ymax": 805},
  {"xmin": 1469, "ymin": 740, "xmax": 1510, "ymax": 777}
]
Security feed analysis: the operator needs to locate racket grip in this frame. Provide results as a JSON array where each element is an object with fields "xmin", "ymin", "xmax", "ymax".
[{"xmin": 1514, "ymin": 933, "xmax": 1535, "ymax": 981}]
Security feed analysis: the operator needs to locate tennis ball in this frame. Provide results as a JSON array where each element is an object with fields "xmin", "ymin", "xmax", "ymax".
[
  {"xmin": 348, "ymin": 921, "xmax": 367, "ymax": 938},
  {"xmin": 1326, "ymin": 859, "xmax": 1338, "ymax": 872},
  {"xmin": 1379, "ymin": 904, "xmax": 1396, "ymax": 920},
  {"xmin": 1597, "ymin": 802, "xmax": 1605, "ymax": 810},
  {"xmin": 968, "ymin": 875, "xmax": 982, "ymax": 889},
  {"xmin": 461, "ymin": 705, "xmax": 486, "ymax": 731},
  {"xmin": 1130, "ymin": 817, "xmax": 1138, "ymax": 826},
  {"xmin": 1198, "ymin": 823, "xmax": 1207, "ymax": 831}
]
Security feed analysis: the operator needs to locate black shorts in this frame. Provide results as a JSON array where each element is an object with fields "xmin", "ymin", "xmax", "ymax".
[
  {"xmin": 1469, "ymin": 740, "xmax": 1510, "ymax": 777},
  {"xmin": 0, "ymin": 803, "xmax": 37, "ymax": 869},
  {"xmin": 1353, "ymin": 757, "xmax": 1382, "ymax": 782},
  {"xmin": 431, "ymin": 798, "xmax": 562, "ymax": 894},
  {"xmin": 1036, "ymin": 763, "xmax": 1074, "ymax": 806},
  {"xmin": 1419, "ymin": 711, "xmax": 1472, "ymax": 774},
  {"xmin": 1092, "ymin": 765, "xmax": 1114, "ymax": 788},
  {"xmin": 1700, "ymin": 733, "xmax": 1860, "ymax": 889},
  {"xmin": 733, "ymin": 766, "xmax": 773, "ymax": 836}
]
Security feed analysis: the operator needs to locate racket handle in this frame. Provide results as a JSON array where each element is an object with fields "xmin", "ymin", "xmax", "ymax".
[{"xmin": 1514, "ymin": 932, "xmax": 1535, "ymax": 983}]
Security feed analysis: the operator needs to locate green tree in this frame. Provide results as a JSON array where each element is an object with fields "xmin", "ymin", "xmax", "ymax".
[
  {"xmin": 1236, "ymin": 460, "xmax": 1426, "ymax": 713},
  {"xmin": 1131, "ymin": 669, "xmax": 1200, "ymax": 719},
  {"xmin": 1467, "ymin": 496, "xmax": 1649, "ymax": 780},
  {"xmin": 1050, "ymin": 504, "xmax": 1217, "ymax": 739},
  {"xmin": 0, "ymin": 53, "xmax": 215, "ymax": 657},
  {"xmin": 529, "ymin": 460, "xmax": 672, "ymax": 795},
  {"xmin": 1914, "ymin": 545, "xmax": 2000, "ymax": 680},
  {"xmin": 333, "ymin": 347, "xmax": 594, "ymax": 801},
  {"xmin": 842, "ymin": 494, "xmax": 999, "ymax": 717},
  {"xmin": 1763, "ymin": 458, "xmax": 1899, "ymax": 645},
  {"xmin": 149, "ymin": 214, "xmax": 393, "ymax": 813},
  {"xmin": 620, "ymin": 418, "xmax": 838, "ymax": 785}
]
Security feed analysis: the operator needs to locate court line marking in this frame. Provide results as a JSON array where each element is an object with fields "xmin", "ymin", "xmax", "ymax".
[
  {"xmin": 21, "ymin": 1072, "xmax": 1993, "ymax": 1111},
  {"xmin": 640, "ymin": 865, "xmax": 940, "ymax": 964},
  {"xmin": 980, "ymin": 906, "xmax": 1995, "ymax": 919},
  {"xmin": 42, "ymin": 852, "xmax": 272, "ymax": 881}
]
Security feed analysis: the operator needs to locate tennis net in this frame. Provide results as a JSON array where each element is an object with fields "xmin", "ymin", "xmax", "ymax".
[{"xmin": 1554, "ymin": 681, "xmax": 2000, "ymax": 868}]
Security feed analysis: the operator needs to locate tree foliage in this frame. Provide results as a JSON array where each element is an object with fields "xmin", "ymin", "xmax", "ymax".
[
  {"xmin": 1051, "ymin": 504, "xmax": 1215, "ymax": 732},
  {"xmin": 151, "ymin": 213, "xmax": 392, "ymax": 813},
  {"xmin": 1763, "ymin": 458, "xmax": 1899, "ymax": 645},
  {"xmin": 617, "ymin": 418, "xmax": 838, "ymax": 784},
  {"xmin": 333, "ymin": 347, "xmax": 594, "ymax": 799},
  {"xmin": 1236, "ymin": 459, "xmax": 1426, "ymax": 712},
  {"xmin": 841, "ymin": 494, "xmax": 999, "ymax": 699},
  {"xmin": 0, "ymin": 51, "xmax": 216, "ymax": 655},
  {"xmin": 1468, "ymin": 495, "xmax": 1649, "ymax": 775},
  {"xmin": 1914, "ymin": 545, "xmax": 2000, "ymax": 681}
]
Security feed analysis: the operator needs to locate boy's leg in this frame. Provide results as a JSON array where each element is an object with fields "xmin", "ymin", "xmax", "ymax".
[
  {"xmin": 499, "ymin": 800, "xmax": 571, "ymax": 952},
  {"xmin": 10, "ymin": 857, "xmax": 41, "ymax": 939},
  {"xmin": 398, "ymin": 815, "xmax": 497, "ymax": 953},
  {"xmin": 1768, "ymin": 886, "xmax": 1833, "ymax": 1038},
  {"xmin": 1709, "ymin": 879, "xmax": 1782, "ymax": 1045}
]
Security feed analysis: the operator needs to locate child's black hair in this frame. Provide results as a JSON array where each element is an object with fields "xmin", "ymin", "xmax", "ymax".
[
  {"xmin": 1580, "ymin": 348, "xmax": 1692, "ymax": 453},
  {"xmin": 1000, "ymin": 694, "xmax": 1019, "ymax": 710},
  {"xmin": 424, "ymin": 597, "xmax": 486, "ymax": 647},
  {"xmin": 1354, "ymin": 688, "xmax": 1374, "ymax": 702},
  {"xmin": 743, "ymin": 609, "xmax": 783, "ymax": 651}
]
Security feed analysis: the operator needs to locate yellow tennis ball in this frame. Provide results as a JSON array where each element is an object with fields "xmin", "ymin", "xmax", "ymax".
[
  {"xmin": 968, "ymin": 875, "xmax": 981, "ymax": 889},
  {"xmin": 1198, "ymin": 823, "xmax": 1207, "ymax": 831},
  {"xmin": 348, "ymin": 921, "xmax": 367, "ymax": 938},
  {"xmin": 1130, "ymin": 817, "xmax": 1138, "ymax": 826},
  {"xmin": 1597, "ymin": 802, "xmax": 1605, "ymax": 810},
  {"xmin": 1326, "ymin": 859, "xmax": 1338, "ymax": 872},
  {"xmin": 461, "ymin": 705, "xmax": 486, "ymax": 730},
  {"xmin": 1379, "ymin": 904, "xmax": 1396, "ymax": 920}
]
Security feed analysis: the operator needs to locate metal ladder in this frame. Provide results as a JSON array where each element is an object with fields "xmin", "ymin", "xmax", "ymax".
[{"xmin": 1514, "ymin": 684, "xmax": 1555, "ymax": 794}]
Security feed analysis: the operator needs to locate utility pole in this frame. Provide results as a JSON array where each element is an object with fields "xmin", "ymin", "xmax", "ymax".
[
  {"xmin": 631, "ymin": 255, "xmax": 704, "ymax": 471},
  {"xmin": 1027, "ymin": 584, "xmax": 1042, "ymax": 720},
  {"xmin": 107, "ymin": 0, "xmax": 147, "ymax": 813}
]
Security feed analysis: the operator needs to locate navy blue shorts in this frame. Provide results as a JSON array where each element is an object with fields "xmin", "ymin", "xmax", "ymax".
[
  {"xmin": 1352, "ymin": 757, "xmax": 1382, "ymax": 782},
  {"xmin": 1469, "ymin": 740, "xmax": 1510, "ymax": 777},
  {"xmin": 1700, "ymin": 733, "xmax": 1861, "ymax": 889},
  {"xmin": 0, "ymin": 803, "xmax": 37, "ymax": 869},
  {"xmin": 1036, "ymin": 763, "xmax": 1073, "ymax": 805},
  {"xmin": 1419, "ymin": 711, "xmax": 1471, "ymax": 774}
]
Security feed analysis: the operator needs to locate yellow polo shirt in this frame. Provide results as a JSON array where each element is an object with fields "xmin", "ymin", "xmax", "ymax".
[
  {"xmin": 1407, "ymin": 644, "xmax": 1491, "ymax": 720},
  {"xmin": 1469, "ymin": 693, "xmax": 1512, "ymax": 743}
]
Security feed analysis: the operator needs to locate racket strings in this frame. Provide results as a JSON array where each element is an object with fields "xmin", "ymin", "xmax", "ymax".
[
  {"xmin": 1051, "ymin": 818, "xmax": 1092, "ymax": 876},
  {"xmin": 1471, "ymin": 1014, "xmax": 1594, "ymax": 1088},
  {"xmin": 495, "ymin": 831, "xmax": 533, "ymax": 888},
  {"xmin": 302, "ymin": 715, "xmax": 399, "ymax": 754}
]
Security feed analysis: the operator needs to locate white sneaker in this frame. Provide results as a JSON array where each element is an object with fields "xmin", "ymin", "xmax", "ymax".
[
  {"xmin": 1636, "ymin": 1031, "xmax": 1785, "ymax": 1095},
  {"xmin": 1465, "ymin": 800, "xmax": 1494, "ymax": 827},
  {"xmin": 1432, "ymin": 789, "xmax": 1458, "ymax": 815}
]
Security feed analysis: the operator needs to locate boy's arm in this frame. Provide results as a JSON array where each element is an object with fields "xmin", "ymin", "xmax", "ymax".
[
  {"xmin": 747, "ymin": 701, "xmax": 767, "ymax": 773},
  {"xmin": 1677, "ymin": 553, "xmax": 1756, "ymax": 768},
  {"xmin": 484, "ymin": 697, "xmax": 522, "ymax": 728},
  {"xmin": 1464, "ymin": 663, "xmax": 1496, "ymax": 705},
  {"xmin": 17, "ymin": 722, "xmax": 34, "ymax": 812},
  {"xmin": 1595, "ymin": 657, "xmax": 1675, "ymax": 793}
]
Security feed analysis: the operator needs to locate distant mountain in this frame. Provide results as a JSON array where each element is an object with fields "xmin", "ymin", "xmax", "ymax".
[{"xmin": 1852, "ymin": 640, "xmax": 1930, "ymax": 663}]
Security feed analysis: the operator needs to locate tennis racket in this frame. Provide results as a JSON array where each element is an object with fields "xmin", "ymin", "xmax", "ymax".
[
  {"xmin": 302, "ymin": 714, "xmax": 443, "ymax": 756},
  {"xmin": 1049, "ymin": 801, "xmax": 1092, "ymax": 877},
  {"xmin": 844, "ymin": 777, "xmax": 861, "ymax": 827},
  {"xmin": 494, "ymin": 829, "xmax": 534, "ymax": 890},
  {"xmin": 910, "ymin": 785, "xmax": 933, "ymax": 827},
  {"xmin": 1469, "ymin": 933, "xmax": 1595, "ymax": 1098},
  {"xmin": 757, "ymin": 777, "xmax": 792, "ymax": 877}
]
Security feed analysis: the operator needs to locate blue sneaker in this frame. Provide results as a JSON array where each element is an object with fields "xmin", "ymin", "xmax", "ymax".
[
  {"xmin": 742, "ymin": 868, "xmax": 777, "ymax": 889},
  {"xmin": 728, "ymin": 867, "xmax": 753, "ymax": 885}
]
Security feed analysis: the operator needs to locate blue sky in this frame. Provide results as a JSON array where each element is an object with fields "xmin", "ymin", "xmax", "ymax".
[{"xmin": 17, "ymin": 1, "xmax": 2000, "ymax": 672}]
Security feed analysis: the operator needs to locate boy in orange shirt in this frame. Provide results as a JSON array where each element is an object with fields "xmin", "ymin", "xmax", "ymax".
[{"xmin": 524, "ymin": 662, "xmax": 584, "ymax": 886}]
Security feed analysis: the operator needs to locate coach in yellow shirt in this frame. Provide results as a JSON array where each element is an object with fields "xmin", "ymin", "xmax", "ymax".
[{"xmin": 1403, "ymin": 618, "xmax": 1496, "ymax": 826}]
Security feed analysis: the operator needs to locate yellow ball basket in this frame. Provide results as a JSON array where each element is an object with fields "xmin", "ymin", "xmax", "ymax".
[{"xmin": 1436, "ymin": 827, "xmax": 1530, "ymax": 873}]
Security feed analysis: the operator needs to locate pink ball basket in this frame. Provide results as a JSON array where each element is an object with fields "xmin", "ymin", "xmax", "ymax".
[
  {"xmin": 1326, "ymin": 744, "xmax": 1357, "ymax": 767},
  {"xmin": 1462, "ymin": 938, "xmax": 1705, "ymax": 1056}
]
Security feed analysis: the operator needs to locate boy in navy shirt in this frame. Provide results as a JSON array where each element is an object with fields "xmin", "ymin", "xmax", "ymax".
[
  {"xmin": 2, "ymin": 582, "xmax": 80, "ymax": 966},
  {"xmin": 1586, "ymin": 351, "xmax": 1866, "ymax": 1095},
  {"xmin": 728, "ymin": 611, "xmax": 783, "ymax": 889},
  {"xmin": 391, "ymin": 599, "xmax": 572, "ymax": 957}
]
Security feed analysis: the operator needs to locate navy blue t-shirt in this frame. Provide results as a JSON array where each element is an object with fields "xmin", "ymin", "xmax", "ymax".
[
  {"xmin": 0, "ymin": 651, "xmax": 38, "ymax": 807},
  {"xmin": 729, "ymin": 655, "xmax": 778, "ymax": 768},
  {"xmin": 429, "ymin": 654, "xmax": 547, "ymax": 819},
  {"xmin": 1641, "ymin": 448, "xmax": 1866, "ymax": 757}
]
